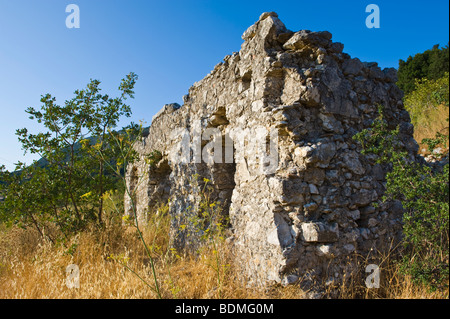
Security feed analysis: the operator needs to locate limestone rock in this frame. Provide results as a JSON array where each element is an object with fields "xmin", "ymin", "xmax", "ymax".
[
  {"xmin": 301, "ymin": 222, "xmax": 339, "ymax": 243},
  {"xmin": 283, "ymin": 30, "xmax": 332, "ymax": 50}
]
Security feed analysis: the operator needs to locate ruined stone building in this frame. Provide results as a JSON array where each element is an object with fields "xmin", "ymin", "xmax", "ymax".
[{"xmin": 124, "ymin": 12, "xmax": 419, "ymax": 287}]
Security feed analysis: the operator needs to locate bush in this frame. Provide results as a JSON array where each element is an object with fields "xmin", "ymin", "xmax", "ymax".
[
  {"xmin": 353, "ymin": 107, "xmax": 449, "ymax": 291},
  {"xmin": 0, "ymin": 73, "xmax": 139, "ymax": 236},
  {"xmin": 397, "ymin": 44, "xmax": 449, "ymax": 95}
]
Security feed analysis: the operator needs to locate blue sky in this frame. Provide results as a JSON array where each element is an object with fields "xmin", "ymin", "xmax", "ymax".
[{"xmin": 0, "ymin": 0, "xmax": 449, "ymax": 170}]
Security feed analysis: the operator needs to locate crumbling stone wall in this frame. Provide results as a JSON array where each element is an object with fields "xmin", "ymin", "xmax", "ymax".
[{"xmin": 125, "ymin": 12, "xmax": 419, "ymax": 288}]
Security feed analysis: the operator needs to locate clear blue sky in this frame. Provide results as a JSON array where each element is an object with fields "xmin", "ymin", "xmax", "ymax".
[{"xmin": 0, "ymin": 0, "xmax": 449, "ymax": 170}]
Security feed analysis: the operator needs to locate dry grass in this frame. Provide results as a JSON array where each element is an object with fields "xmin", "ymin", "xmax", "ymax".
[
  {"xmin": 323, "ymin": 248, "xmax": 449, "ymax": 299},
  {"xmin": 0, "ymin": 221, "xmax": 447, "ymax": 299},
  {"xmin": 0, "ymin": 219, "xmax": 278, "ymax": 299},
  {"xmin": 413, "ymin": 103, "xmax": 449, "ymax": 156}
]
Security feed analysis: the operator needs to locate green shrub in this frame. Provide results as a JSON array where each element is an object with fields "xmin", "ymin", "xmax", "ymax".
[{"xmin": 353, "ymin": 107, "xmax": 449, "ymax": 291}]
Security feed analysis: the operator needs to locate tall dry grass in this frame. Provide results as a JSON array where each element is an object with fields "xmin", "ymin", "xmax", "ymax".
[
  {"xmin": 0, "ymin": 210, "xmax": 294, "ymax": 299},
  {"xmin": 0, "ymin": 219, "xmax": 447, "ymax": 299},
  {"xmin": 413, "ymin": 103, "xmax": 449, "ymax": 155}
]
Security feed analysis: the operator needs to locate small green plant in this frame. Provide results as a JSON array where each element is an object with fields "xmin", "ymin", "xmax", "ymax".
[
  {"xmin": 182, "ymin": 174, "xmax": 229, "ymax": 298},
  {"xmin": 422, "ymin": 130, "xmax": 449, "ymax": 158},
  {"xmin": 147, "ymin": 150, "xmax": 163, "ymax": 169},
  {"xmin": 64, "ymin": 242, "xmax": 79, "ymax": 257},
  {"xmin": 97, "ymin": 129, "xmax": 164, "ymax": 299}
]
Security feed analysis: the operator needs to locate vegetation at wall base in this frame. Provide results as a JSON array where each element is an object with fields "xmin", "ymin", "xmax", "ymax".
[{"xmin": 353, "ymin": 106, "xmax": 449, "ymax": 292}]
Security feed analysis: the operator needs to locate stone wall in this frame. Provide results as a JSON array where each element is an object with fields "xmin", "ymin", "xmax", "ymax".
[{"xmin": 125, "ymin": 12, "xmax": 419, "ymax": 288}]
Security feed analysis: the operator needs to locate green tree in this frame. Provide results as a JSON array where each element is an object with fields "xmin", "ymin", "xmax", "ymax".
[
  {"xmin": 0, "ymin": 163, "xmax": 60, "ymax": 241},
  {"xmin": 1, "ymin": 73, "xmax": 138, "ymax": 233},
  {"xmin": 397, "ymin": 44, "xmax": 449, "ymax": 95}
]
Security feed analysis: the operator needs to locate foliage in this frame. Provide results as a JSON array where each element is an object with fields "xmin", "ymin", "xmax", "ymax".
[
  {"xmin": 147, "ymin": 150, "xmax": 163, "ymax": 169},
  {"xmin": 0, "ymin": 163, "xmax": 60, "ymax": 242},
  {"xmin": 184, "ymin": 174, "xmax": 230, "ymax": 297},
  {"xmin": 422, "ymin": 131, "xmax": 449, "ymax": 156},
  {"xmin": 397, "ymin": 44, "xmax": 449, "ymax": 95},
  {"xmin": 187, "ymin": 175, "xmax": 228, "ymax": 243},
  {"xmin": 353, "ymin": 107, "xmax": 449, "ymax": 290},
  {"xmin": 100, "ymin": 131, "xmax": 164, "ymax": 298},
  {"xmin": 403, "ymin": 73, "xmax": 449, "ymax": 129},
  {"xmin": 0, "ymin": 73, "xmax": 138, "ymax": 235}
]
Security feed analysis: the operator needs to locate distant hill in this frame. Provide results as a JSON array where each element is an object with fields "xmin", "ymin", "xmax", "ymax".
[{"xmin": 3, "ymin": 126, "xmax": 150, "ymax": 175}]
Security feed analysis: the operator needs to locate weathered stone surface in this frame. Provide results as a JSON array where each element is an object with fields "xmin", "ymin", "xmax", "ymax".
[
  {"xmin": 342, "ymin": 58, "xmax": 364, "ymax": 76},
  {"xmin": 124, "ymin": 12, "xmax": 419, "ymax": 288},
  {"xmin": 283, "ymin": 30, "xmax": 332, "ymax": 50},
  {"xmin": 342, "ymin": 151, "xmax": 365, "ymax": 175},
  {"xmin": 301, "ymin": 222, "xmax": 339, "ymax": 243}
]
